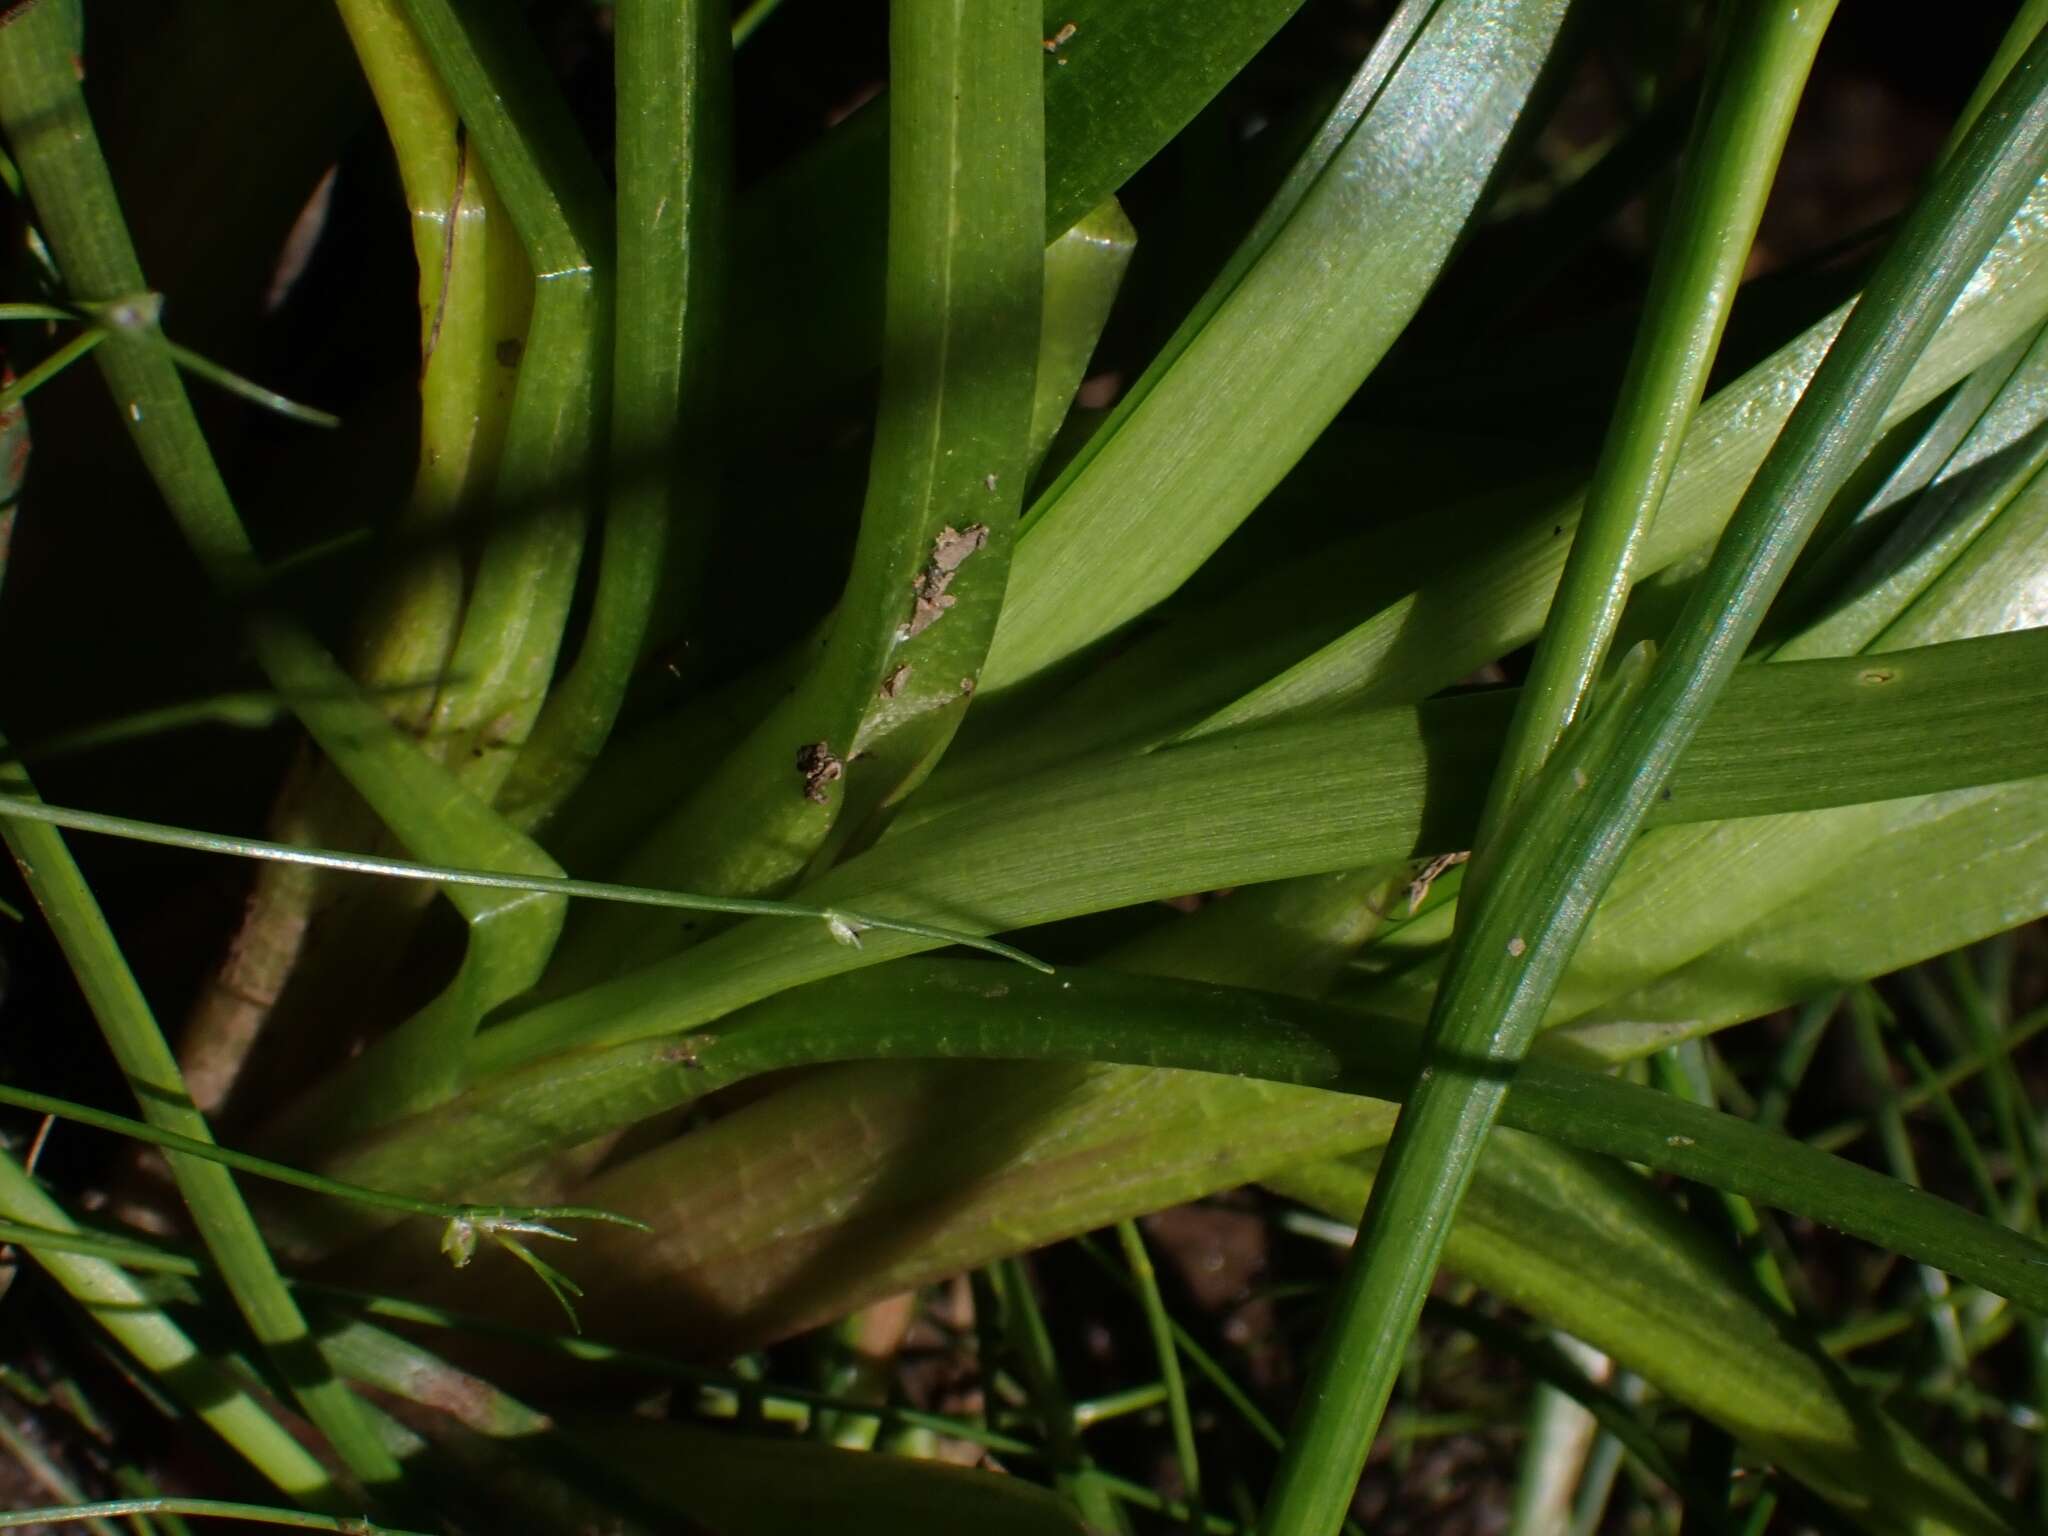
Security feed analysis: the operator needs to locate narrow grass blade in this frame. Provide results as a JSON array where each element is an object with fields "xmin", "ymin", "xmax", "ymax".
[
  {"xmin": 0, "ymin": 793, "xmax": 1047, "ymax": 972},
  {"xmin": 566, "ymin": 0, "xmax": 1044, "ymax": 973},
  {"xmin": 364, "ymin": 993, "xmax": 2015, "ymax": 1536},
  {"xmin": 500, "ymin": 0, "xmax": 730, "ymax": 827},
  {"xmin": 388, "ymin": 0, "xmax": 611, "ymax": 806},
  {"xmin": 1114, "ymin": 1220, "xmax": 1200, "ymax": 1511},
  {"xmin": 1262, "ymin": 32, "xmax": 2048, "ymax": 1532},
  {"xmin": 0, "ymin": 1146, "xmax": 339, "ymax": 1507},
  {"xmin": 1476, "ymin": 0, "xmax": 1833, "ymax": 844},
  {"xmin": 0, "ymin": 0, "xmax": 573, "ymax": 1131},
  {"xmin": 0, "ymin": 758, "xmax": 403, "ymax": 1489}
]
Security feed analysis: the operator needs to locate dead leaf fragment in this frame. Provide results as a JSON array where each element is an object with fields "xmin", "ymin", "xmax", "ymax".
[
  {"xmin": 902, "ymin": 523, "xmax": 989, "ymax": 640},
  {"xmin": 796, "ymin": 740, "xmax": 845, "ymax": 804}
]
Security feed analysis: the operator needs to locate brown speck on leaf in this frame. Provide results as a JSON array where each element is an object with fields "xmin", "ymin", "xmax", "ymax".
[
  {"xmin": 881, "ymin": 664, "xmax": 911, "ymax": 698},
  {"xmin": 662, "ymin": 1037, "xmax": 708, "ymax": 1069},
  {"xmin": 959, "ymin": 675, "xmax": 976, "ymax": 695},
  {"xmin": 1043, "ymin": 21, "xmax": 1077, "ymax": 52},
  {"xmin": 902, "ymin": 523, "xmax": 989, "ymax": 639},
  {"xmin": 496, "ymin": 337, "xmax": 524, "ymax": 367},
  {"xmin": 796, "ymin": 740, "xmax": 845, "ymax": 804}
]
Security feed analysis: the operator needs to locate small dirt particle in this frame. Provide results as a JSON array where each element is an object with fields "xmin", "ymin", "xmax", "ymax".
[
  {"xmin": 881, "ymin": 664, "xmax": 912, "ymax": 698},
  {"xmin": 983, "ymin": 472, "xmax": 999, "ymax": 492},
  {"xmin": 959, "ymin": 675, "xmax": 976, "ymax": 695},
  {"xmin": 1507, "ymin": 936, "xmax": 1527, "ymax": 958},
  {"xmin": 1043, "ymin": 21, "xmax": 1077, "ymax": 52},
  {"xmin": 662, "ymin": 1037, "xmax": 708, "ymax": 1069},
  {"xmin": 1859, "ymin": 666, "xmax": 1897, "ymax": 684},
  {"xmin": 796, "ymin": 740, "xmax": 845, "ymax": 804}
]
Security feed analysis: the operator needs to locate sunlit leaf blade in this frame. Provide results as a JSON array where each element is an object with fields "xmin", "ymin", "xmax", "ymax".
[
  {"xmin": 471, "ymin": 627, "xmax": 2048, "ymax": 1073},
  {"xmin": 1552, "ymin": 781, "xmax": 2048, "ymax": 1061},
  {"xmin": 1355, "ymin": 329, "xmax": 2048, "ymax": 1045},
  {"xmin": 1188, "ymin": 184, "xmax": 2048, "ymax": 739},
  {"xmin": 983, "ymin": 0, "xmax": 1576, "ymax": 691}
]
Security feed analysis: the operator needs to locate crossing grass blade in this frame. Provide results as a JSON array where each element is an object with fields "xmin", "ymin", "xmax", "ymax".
[
  {"xmin": 0, "ymin": 750, "xmax": 402, "ymax": 1490},
  {"xmin": 1261, "ymin": 26, "xmax": 2048, "ymax": 1532},
  {"xmin": 462, "ymin": 625, "xmax": 2048, "ymax": 1077}
]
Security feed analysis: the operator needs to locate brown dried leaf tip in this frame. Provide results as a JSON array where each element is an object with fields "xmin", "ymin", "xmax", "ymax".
[
  {"xmin": 796, "ymin": 740, "xmax": 845, "ymax": 804},
  {"xmin": 902, "ymin": 523, "xmax": 989, "ymax": 640}
]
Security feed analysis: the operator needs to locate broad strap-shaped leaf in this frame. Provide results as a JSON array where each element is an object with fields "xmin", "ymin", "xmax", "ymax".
[
  {"xmin": 726, "ymin": 0, "xmax": 1308, "ymax": 411},
  {"xmin": 983, "ymin": 0, "xmax": 1576, "ymax": 690},
  {"xmin": 0, "ymin": 752, "xmax": 401, "ymax": 1487},
  {"xmin": 314, "ymin": 959, "xmax": 2048, "ymax": 1326},
  {"xmin": 347, "ymin": 974, "xmax": 2016, "ymax": 1536},
  {"xmin": 468, "ymin": 627, "xmax": 2048, "ymax": 1075},
  {"xmin": 391, "ymin": 0, "xmax": 612, "ymax": 804},
  {"xmin": 1267, "ymin": 1137, "xmax": 2016, "ymax": 1536},
  {"xmin": 1185, "ymin": 185, "xmax": 2048, "ymax": 740},
  {"xmin": 500, "ymin": 0, "xmax": 731, "ymax": 828},
  {"xmin": 550, "ymin": 0, "xmax": 1045, "ymax": 985}
]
